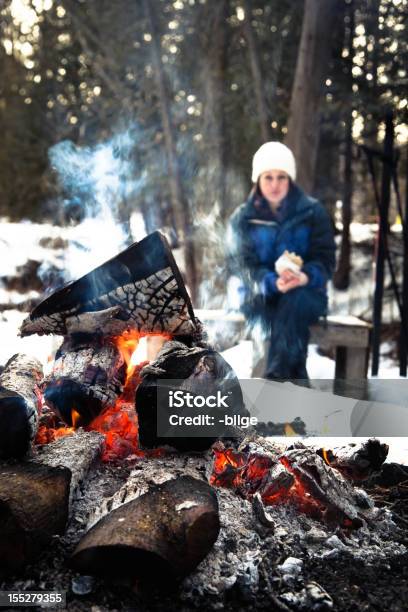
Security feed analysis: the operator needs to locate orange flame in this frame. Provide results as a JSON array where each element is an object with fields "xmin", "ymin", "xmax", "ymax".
[
  {"xmin": 322, "ymin": 448, "xmax": 331, "ymax": 465},
  {"xmin": 114, "ymin": 329, "xmax": 141, "ymax": 385},
  {"xmin": 71, "ymin": 408, "xmax": 81, "ymax": 429},
  {"xmin": 36, "ymin": 424, "xmax": 75, "ymax": 444},
  {"xmin": 36, "ymin": 331, "xmax": 171, "ymax": 461}
]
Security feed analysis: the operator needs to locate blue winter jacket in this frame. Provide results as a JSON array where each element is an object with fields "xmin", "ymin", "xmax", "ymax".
[{"xmin": 228, "ymin": 184, "xmax": 336, "ymax": 302}]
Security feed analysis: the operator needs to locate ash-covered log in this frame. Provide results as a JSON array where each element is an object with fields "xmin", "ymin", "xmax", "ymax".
[
  {"xmin": 0, "ymin": 353, "xmax": 43, "ymax": 459},
  {"xmin": 33, "ymin": 430, "xmax": 104, "ymax": 509},
  {"xmin": 20, "ymin": 232, "xmax": 198, "ymax": 339},
  {"xmin": 70, "ymin": 475, "xmax": 220, "ymax": 583},
  {"xmin": 136, "ymin": 340, "xmax": 247, "ymax": 451},
  {"xmin": 64, "ymin": 305, "xmax": 131, "ymax": 336},
  {"xmin": 281, "ymin": 446, "xmax": 365, "ymax": 527},
  {"xmin": 316, "ymin": 438, "xmax": 389, "ymax": 481},
  {"xmin": 43, "ymin": 335, "xmax": 126, "ymax": 426},
  {"xmin": 0, "ymin": 431, "xmax": 103, "ymax": 574}
]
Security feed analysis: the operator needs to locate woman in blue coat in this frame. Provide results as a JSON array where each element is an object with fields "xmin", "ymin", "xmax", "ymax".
[{"xmin": 228, "ymin": 142, "xmax": 336, "ymax": 380}]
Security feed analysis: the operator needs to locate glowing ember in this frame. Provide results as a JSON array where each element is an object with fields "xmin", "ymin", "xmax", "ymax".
[
  {"xmin": 211, "ymin": 446, "xmax": 329, "ymax": 522},
  {"xmin": 36, "ymin": 424, "xmax": 75, "ymax": 444}
]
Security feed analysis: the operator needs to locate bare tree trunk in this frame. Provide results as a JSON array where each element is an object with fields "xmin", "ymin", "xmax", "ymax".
[
  {"xmin": 333, "ymin": 113, "xmax": 353, "ymax": 289},
  {"xmin": 285, "ymin": 0, "xmax": 338, "ymax": 193},
  {"xmin": 242, "ymin": 0, "xmax": 270, "ymax": 143},
  {"xmin": 201, "ymin": 0, "xmax": 229, "ymax": 219},
  {"xmin": 142, "ymin": 0, "xmax": 198, "ymax": 303},
  {"xmin": 333, "ymin": 2, "xmax": 355, "ymax": 290}
]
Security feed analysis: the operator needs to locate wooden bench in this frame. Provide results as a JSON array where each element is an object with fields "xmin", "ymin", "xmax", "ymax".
[
  {"xmin": 194, "ymin": 310, "xmax": 372, "ymax": 380},
  {"xmin": 310, "ymin": 315, "xmax": 371, "ymax": 380}
]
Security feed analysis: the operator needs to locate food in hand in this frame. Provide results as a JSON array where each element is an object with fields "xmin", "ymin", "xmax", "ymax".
[{"xmin": 275, "ymin": 250, "xmax": 303, "ymax": 276}]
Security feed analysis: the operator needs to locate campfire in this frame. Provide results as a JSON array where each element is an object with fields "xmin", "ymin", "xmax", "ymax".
[{"xmin": 0, "ymin": 231, "xmax": 407, "ymax": 609}]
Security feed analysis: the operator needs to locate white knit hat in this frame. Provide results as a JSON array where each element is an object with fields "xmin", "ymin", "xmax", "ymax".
[{"xmin": 251, "ymin": 142, "xmax": 296, "ymax": 183}]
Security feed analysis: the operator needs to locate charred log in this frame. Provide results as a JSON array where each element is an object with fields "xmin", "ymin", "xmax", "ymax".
[
  {"xmin": 136, "ymin": 340, "xmax": 247, "ymax": 452},
  {"xmin": 20, "ymin": 232, "xmax": 198, "ymax": 339},
  {"xmin": 0, "ymin": 463, "xmax": 70, "ymax": 574},
  {"xmin": 316, "ymin": 438, "xmax": 389, "ymax": 481},
  {"xmin": 367, "ymin": 462, "xmax": 408, "ymax": 488},
  {"xmin": 70, "ymin": 475, "xmax": 220, "ymax": 583},
  {"xmin": 0, "ymin": 354, "xmax": 43, "ymax": 459},
  {"xmin": 43, "ymin": 336, "xmax": 126, "ymax": 426},
  {"xmin": 281, "ymin": 447, "xmax": 365, "ymax": 527},
  {"xmin": 0, "ymin": 431, "xmax": 103, "ymax": 574}
]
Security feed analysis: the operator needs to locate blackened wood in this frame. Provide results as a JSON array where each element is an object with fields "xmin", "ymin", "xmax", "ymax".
[
  {"xmin": 136, "ymin": 340, "xmax": 246, "ymax": 451},
  {"xmin": 0, "ymin": 431, "xmax": 103, "ymax": 574},
  {"xmin": 367, "ymin": 462, "xmax": 408, "ymax": 488},
  {"xmin": 70, "ymin": 476, "xmax": 219, "ymax": 582},
  {"xmin": 0, "ymin": 354, "xmax": 43, "ymax": 458},
  {"xmin": 43, "ymin": 337, "xmax": 126, "ymax": 426},
  {"xmin": 0, "ymin": 463, "xmax": 70, "ymax": 573},
  {"xmin": 20, "ymin": 231, "xmax": 198, "ymax": 338},
  {"xmin": 316, "ymin": 438, "xmax": 389, "ymax": 481}
]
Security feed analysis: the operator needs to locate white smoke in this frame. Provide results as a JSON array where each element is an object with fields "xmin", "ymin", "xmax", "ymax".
[{"xmin": 48, "ymin": 129, "xmax": 146, "ymax": 280}]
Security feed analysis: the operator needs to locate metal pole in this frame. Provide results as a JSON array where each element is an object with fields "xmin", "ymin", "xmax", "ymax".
[{"xmin": 371, "ymin": 113, "xmax": 394, "ymax": 376}]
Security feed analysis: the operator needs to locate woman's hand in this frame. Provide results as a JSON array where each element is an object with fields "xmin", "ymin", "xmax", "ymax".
[{"xmin": 276, "ymin": 269, "xmax": 309, "ymax": 293}]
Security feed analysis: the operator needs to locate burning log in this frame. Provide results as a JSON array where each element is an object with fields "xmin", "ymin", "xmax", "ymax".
[
  {"xmin": 70, "ymin": 475, "xmax": 220, "ymax": 583},
  {"xmin": 43, "ymin": 335, "xmax": 126, "ymax": 426},
  {"xmin": 0, "ymin": 353, "xmax": 43, "ymax": 459},
  {"xmin": 316, "ymin": 438, "xmax": 389, "ymax": 481},
  {"xmin": 136, "ymin": 340, "xmax": 247, "ymax": 451},
  {"xmin": 20, "ymin": 232, "xmax": 199, "ymax": 339},
  {"xmin": 211, "ymin": 445, "xmax": 295, "ymax": 504},
  {"xmin": 281, "ymin": 447, "xmax": 365, "ymax": 527},
  {"xmin": 0, "ymin": 431, "xmax": 102, "ymax": 574},
  {"xmin": 210, "ymin": 441, "xmax": 377, "ymax": 528}
]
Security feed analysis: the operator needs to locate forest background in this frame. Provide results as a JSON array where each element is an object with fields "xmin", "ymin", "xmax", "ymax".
[{"xmin": 0, "ymin": 0, "xmax": 407, "ymax": 306}]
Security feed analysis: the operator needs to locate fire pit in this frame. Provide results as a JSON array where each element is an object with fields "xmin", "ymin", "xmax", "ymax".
[{"xmin": 0, "ymin": 232, "xmax": 407, "ymax": 610}]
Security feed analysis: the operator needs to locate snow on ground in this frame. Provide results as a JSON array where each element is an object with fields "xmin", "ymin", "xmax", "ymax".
[{"xmin": 270, "ymin": 436, "xmax": 408, "ymax": 466}]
